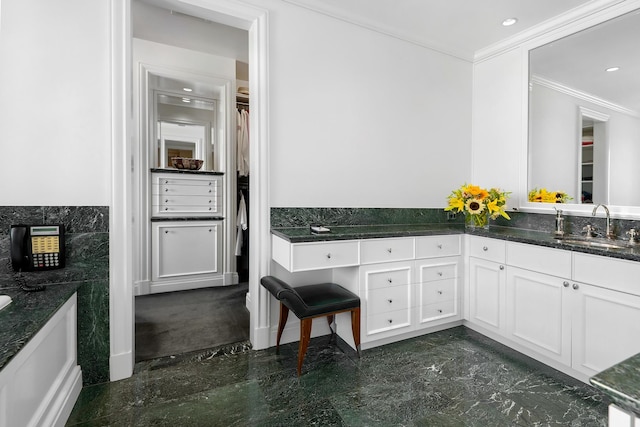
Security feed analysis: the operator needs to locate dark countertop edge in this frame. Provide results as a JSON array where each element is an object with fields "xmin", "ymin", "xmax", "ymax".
[
  {"xmin": 151, "ymin": 216, "xmax": 225, "ymax": 222},
  {"xmin": 150, "ymin": 168, "xmax": 224, "ymax": 176},
  {"xmin": 590, "ymin": 376, "xmax": 640, "ymax": 415},
  {"xmin": 271, "ymin": 224, "xmax": 640, "ymax": 262},
  {"xmin": 0, "ymin": 282, "xmax": 81, "ymax": 371}
]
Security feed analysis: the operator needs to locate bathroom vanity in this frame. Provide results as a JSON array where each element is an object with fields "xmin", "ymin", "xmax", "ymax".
[{"xmin": 271, "ymin": 225, "xmax": 640, "ymax": 386}]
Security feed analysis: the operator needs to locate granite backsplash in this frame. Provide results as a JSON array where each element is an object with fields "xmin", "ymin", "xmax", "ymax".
[{"xmin": 0, "ymin": 206, "xmax": 109, "ymax": 385}]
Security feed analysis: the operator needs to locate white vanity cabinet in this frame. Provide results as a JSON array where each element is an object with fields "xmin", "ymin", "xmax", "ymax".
[
  {"xmin": 273, "ymin": 234, "xmax": 463, "ymax": 350},
  {"xmin": 151, "ymin": 172, "xmax": 223, "ymax": 217},
  {"xmin": 571, "ymin": 253, "xmax": 640, "ymax": 377},
  {"xmin": 467, "ymin": 236, "xmax": 640, "ymax": 382},
  {"xmin": 505, "ymin": 243, "xmax": 572, "ymax": 366},
  {"xmin": 150, "ymin": 220, "xmax": 223, "ymax": 293},
  {"xmin": 467, "ymin": 236, "xmax": 506, "ymax": 336}
]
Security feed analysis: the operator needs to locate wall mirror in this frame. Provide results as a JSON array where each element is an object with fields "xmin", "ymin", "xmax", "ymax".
[
  {"xmin": 527, "ymin": 8, "xmax": 640, "ymax": 214},
  {"xmin": 147, "ymin": 72, "xmax": 228, "ymax": 172}
]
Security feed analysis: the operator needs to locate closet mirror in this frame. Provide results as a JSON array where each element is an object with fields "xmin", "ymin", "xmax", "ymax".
[
  {"xmin": 527, "ymin": 9, "xmax": 640, "ymax": 209},
  {"xmin": 148, "ymin": 72, "xmax": 226, "ymax": 172}
]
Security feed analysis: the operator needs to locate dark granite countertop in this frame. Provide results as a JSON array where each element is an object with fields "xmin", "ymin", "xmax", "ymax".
[
  {"xmin": 272, "ymin": 224, "xmax": 640, "ymax": 262},
  {"xmin": 0, "ymin": 282, "xmax": 80, "ymax": 371},
  {"xmin": 591, "ymin": 354, "xmax": 640, "ymax": 415},
  {"xmin": 150, "ymin": 168, "xmax": 224, "ymax": 176}
]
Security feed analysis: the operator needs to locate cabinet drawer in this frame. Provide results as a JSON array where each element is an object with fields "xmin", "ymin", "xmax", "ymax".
[
  {"xmin": 507, "ymin": 242, "xmax": 571, "ymax": 278},
  {"xmin": 153, "ymin": 174, "xmax": 222, "ymax": 190},
  {"xmin": 573, "ymin": 253, "xmax": 640, "ymax": 295},
  {"xmin": 418, "ymin": 279, "xmax": 457, "ymax": 305},
  {"xmin": 367, "ymin": 285, "xmax": 410, "ymax": 315},
  {"xmin": 360, "ymin": 238, "xmax": 414, "ymax": 264},
  {"xmin": 362, "ymin": 265, "xmax": 412, "ymax": 291},
  {"xmin": 468, "ymin": 236, "xmax": 506, "ymax": 263},
  {"xmin": 420, "ymin": 300, "xmax": 457, "ymax": 320},
  {"xmin": 290, "ymin": 241, "xmax": 360, "ymax": 272},
  {"xmin": 416, "ymin": 262, "xmax": 458, "ymax": 283},
  {"xmin": 415, "ymin": 235, "xmax": 461, "ymax": 258},
  {"xmin": 367, "ymin": 309, "xmax": 412, "ymax": 335}
]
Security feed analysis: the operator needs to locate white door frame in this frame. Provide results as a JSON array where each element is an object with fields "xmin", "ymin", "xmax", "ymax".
[{"xmin": 109, "ymin": 0, "xmax": 271, "ymax": 381}]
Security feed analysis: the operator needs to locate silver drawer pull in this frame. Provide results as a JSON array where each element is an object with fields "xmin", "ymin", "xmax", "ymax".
[
  {"xmin": 438, "ymin": 309, "xmax": 443, "ymax": 313},
  {"xmin": 499, "ymin": 265, "xmax": 504, "ymax": 270},
  {"xmin": 388, "ymin": 299, "xmax": 393, "ymax": 303},
  {"xmin": 387, "ymin": 278, "xmax": 393, "ymax": 283},
  {"xmin": 165, "ymin": 180, "xmax": 169, "ymax": 184},
  {"xmin": 572, "ymin": 283, "xmax": 579, "ymax": 290},
  {"xmin": 165, "ymin": 188, "xmax": 168, "ymax": 192},
  {"xmin": 483, "ymin": 246, "xmax": 488, "ymax": 251},
  {"xmin": 563, "ymin": 281, "xmax": 570, "ymax": 288},
  {"xmin": 387, "ymin": 248, "xmax": 392, "ymax": 253},
  {"xmin": 208, "ymin": 182, "xmax": 212, "ymax": 185},
  {"xmin": 438, "ymin": 290, "xmax": 443, "ymax": 295},
  {"xmin": 437, "ymin": 272, "xmax": 443, "ymax": 276},
  {"xmin": 437, "ymin": 244, "xmax": 443, "ymax": 249},
  {"xmin": 388, "ymin": 319, "xmax": 393, "ymax": 324},
  {"xmin": 164, "ymin": 230, "xmax": 168, "ymax": 234},
  {"xmin": 209, "ymin": 189, "xmax": 212, "ymax": 193},
  {"xmin": 209, "ymin": 207, "xmax": 212, "ymax": 211},
  {"xmin": 326, "ymin": 253, "xmax": 331, "ymax": 259},
  {"xmin": 165, "ymin": 199, "xmax": 168, "ymax": 203},
  {"xmin": 165, "ymin": 207, "xmax": 168, "ymax": 211},
  {"xmin": 208, "ymin": 229, "xmax": 212, "ymax": 232}
]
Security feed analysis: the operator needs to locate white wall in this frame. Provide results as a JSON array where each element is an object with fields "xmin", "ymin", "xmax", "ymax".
[
  {"xmin": 259, "ymin": 1, "xmax": 472, "ymax": 208},
  {"xmin": 0, "ymin": 0, "xmax": 111, "ymax": 205},
  {"xmin": 471, "ymin": 48, "xmax": 524, "ymax": 210}
]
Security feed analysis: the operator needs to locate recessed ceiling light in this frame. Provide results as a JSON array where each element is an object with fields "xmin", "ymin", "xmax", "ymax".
[
  {"xmin": 183, "ymin": 87, "xmax": 193, "ymax": 92},
  {"xmin": 502, "ymin": 18, "xmax": 518, "ymax": 26},
  {"xmin": 606, "ymin": 66, "xmax": 620, "ymax": 72}
]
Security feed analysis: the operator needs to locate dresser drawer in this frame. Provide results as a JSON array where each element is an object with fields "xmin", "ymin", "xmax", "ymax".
[
  {"xmin": 367, "ymin": 285, "xmax": 411, "ymax": 315},
  {"xmin": 289, "ymin": 240, "xmax": 360, "ymax": 272},
  {"xmin": 467, "ymin": 235, "xmax": 506, "ymax": 263},
  {"xmin": 507, "ymin": 241, "xmax": 571, "ymax": 278},
  {"xmin": 415, "ymin": 235, "xmax": 461, "ymax": 258},
  {"xmin": 367, "ymin": 309, "xmax": 412, "ymax": 335},
  {"xmin": 416, "ymin": 262, "xmax": 458, "ymax": 283},
  {"xmin": 360, "ymin": 238, "xmax": 414, "ymax": 264},
  {"xmin": 153, "ymin": 174, "xmax": 222, "ymax": 191},
  {"xmin": 361, "ymin": 264, "xmax": 412, "ymax": 291}
]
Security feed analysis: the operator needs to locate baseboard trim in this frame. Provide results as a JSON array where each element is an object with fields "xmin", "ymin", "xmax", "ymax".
[
  {"xmin": 110, "ymin": 351, "xmax": 133, "ymax": 381},
  {"xmin": 50, "ymin": 366, "xmax": 82, "ymax": 427}
]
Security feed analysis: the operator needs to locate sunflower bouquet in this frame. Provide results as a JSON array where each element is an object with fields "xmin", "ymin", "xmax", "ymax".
[
  {"xmin": 528, "ymin": 188, "xmax": 572, "ymax": 203},
  {"xmin": 445, "ymin": 184, "xmax": 511, "ymax": 229}
]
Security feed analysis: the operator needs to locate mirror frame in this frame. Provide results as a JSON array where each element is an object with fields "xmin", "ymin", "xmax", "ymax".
[{"xmin": 519, "ymin": 2, "xmax": 640, "ymax": 219}]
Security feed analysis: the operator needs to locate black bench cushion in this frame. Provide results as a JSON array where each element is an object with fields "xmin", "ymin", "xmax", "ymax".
[{"xmin": 261, "ymin": 275, "xmax": 360, "ymax": 319}]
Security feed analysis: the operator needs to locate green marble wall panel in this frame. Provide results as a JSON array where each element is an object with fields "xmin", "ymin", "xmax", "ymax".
[{"xmin": 0, "ymin": 206, "xmax": 110, "ymax": 385}]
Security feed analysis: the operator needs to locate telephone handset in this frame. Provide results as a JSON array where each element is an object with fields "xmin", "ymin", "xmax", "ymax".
[{"xmin": 10, "ymin": 224, "xmax": 66, "ymax": 292}]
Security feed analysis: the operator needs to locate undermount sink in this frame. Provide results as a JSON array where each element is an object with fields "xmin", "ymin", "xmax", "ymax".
[{"xmin": 555, "ymin": 236, "xmax": 633, "ymax": 251}]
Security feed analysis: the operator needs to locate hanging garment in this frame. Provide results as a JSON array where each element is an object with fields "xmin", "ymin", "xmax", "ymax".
[
  {"xmin": 236, "ymin": 109, "xmax": 250, "ymax": 176},
  {"xmin": 235, "ymin": 192, "xmax": 248, "ymax": 256}
]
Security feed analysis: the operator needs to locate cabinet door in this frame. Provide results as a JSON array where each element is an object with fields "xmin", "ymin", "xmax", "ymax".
[
  {"xmin": 152, "ymin": 221, "xmax": 222, "ymax": 281},
  {"xmin": 505, "ymin": 267, "xmax": 571, "ymax": 365},
  {"xmin": 468, "ymin": 257, "xmax": 505, "ymax": 335},
  {"xmin": 415, "ymin": 258, "xmax": 460, "ymax": 326},
  {"xmin": 571, "ymin": 282, "xmax": 640, "ymax": 377}
]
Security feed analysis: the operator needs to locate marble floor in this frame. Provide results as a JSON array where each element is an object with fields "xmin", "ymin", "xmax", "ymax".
[{"xmin": 66, "ymin": 326, "xmax": 609, "ymax": 426}]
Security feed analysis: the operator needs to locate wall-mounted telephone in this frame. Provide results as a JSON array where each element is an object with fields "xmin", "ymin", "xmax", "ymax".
[{"xmin": 10, "ymin": 224, "xmax": 66, "ymax": 272}]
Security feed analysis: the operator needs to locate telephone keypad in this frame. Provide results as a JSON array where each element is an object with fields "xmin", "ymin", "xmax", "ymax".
[{"xmin": 33, "ymin": 252, "xmax": 60, "ymax": 268}]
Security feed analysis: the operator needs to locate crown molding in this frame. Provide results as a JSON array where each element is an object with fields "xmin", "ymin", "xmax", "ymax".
[
  {"xmin": 280, "ymin": 0, "xmax": 475, "ymax": 62},
  {"xmin": 475, "ymin": 0, "xmax": 638, "ymax": 62},
  {"xmin": 531, "ymin": 74, "xmax": 640, "ymax": 118}
]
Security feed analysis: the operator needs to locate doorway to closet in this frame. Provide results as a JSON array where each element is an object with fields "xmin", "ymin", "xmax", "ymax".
[{"xmin": 132, "ymin": 0, "xmax": 252, "ymax": 362}]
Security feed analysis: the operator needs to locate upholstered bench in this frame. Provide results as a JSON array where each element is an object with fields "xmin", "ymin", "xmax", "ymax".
[{"xmin": 260, "ymin": 276, "xmax": 361, "ymax": 375}]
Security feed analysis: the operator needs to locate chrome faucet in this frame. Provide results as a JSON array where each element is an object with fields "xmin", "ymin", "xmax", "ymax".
[
  {"xmin": 592, "ymin": 204, "xmax": 614, "ymax": 239},
  {"xmin": 553, "ymin": 207, "xmax": 564, "ymax": 236}
]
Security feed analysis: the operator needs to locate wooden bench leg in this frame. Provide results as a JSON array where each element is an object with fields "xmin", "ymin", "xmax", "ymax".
[
  {"xmin": 351, "ymin": 307, "xmax": 361, "ymax": 357},
  {"xmin": 298, "ymin": 318, "xmax": 313, "ymax": 376},
  {"xmin": 277, "ymin": 304, "xmax": 289, "ymax": 354}
]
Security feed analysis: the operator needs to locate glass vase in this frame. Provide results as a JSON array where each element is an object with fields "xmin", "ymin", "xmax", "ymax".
[{"xmin": 465, "ymin": 211, "xmax": 490, "ymax": 230}]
